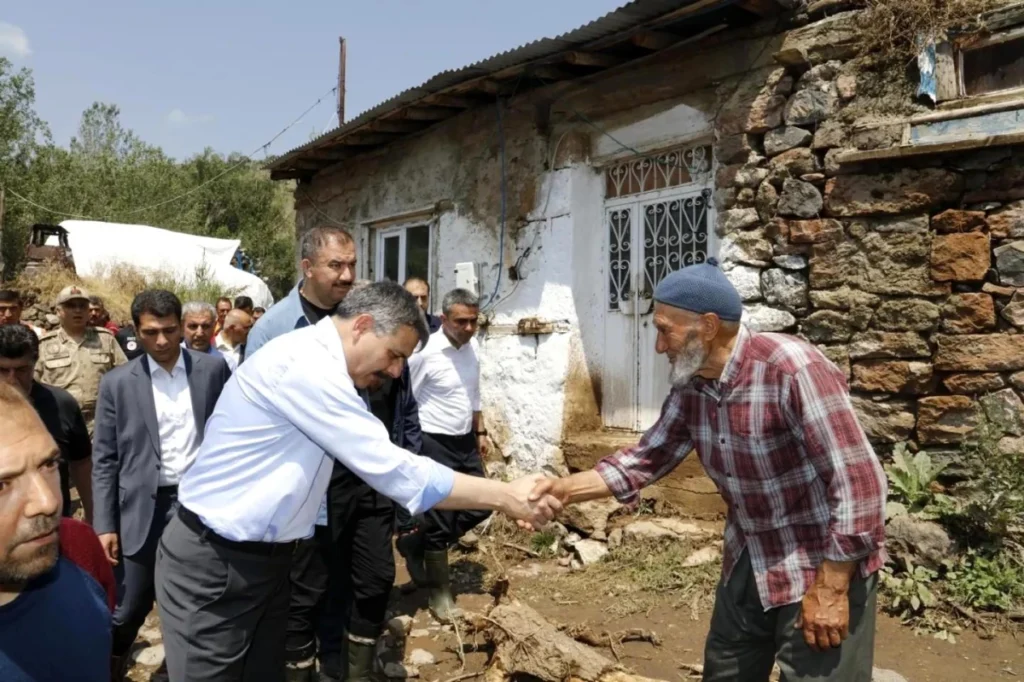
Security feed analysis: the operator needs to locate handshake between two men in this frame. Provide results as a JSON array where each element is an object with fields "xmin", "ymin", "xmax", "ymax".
[{"xmin": 475, "ymin": 470, "xmax": 607, "ymax": 531}]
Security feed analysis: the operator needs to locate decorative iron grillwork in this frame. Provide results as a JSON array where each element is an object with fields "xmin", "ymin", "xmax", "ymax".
[
  {"xmin": 607, "ymin": 207, "xmax": 632, "ymax": 311},
  {"xmin": 605, "ymin": 144, "xmax": 711, "ymax": 199},
  {"xmin": 641, "ymin": 189, "xmax": 712, "ymax": 298}
]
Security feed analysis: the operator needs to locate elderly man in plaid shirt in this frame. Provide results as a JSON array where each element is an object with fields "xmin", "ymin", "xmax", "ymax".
[{"xmin": 532, "ymin": 257, "xmax": 887, "ymax": 681}]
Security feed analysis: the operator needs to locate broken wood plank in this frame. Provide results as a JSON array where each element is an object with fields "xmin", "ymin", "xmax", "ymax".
[{"xmin": 563, "ymin": 51, "xmax": 625, "ymax": 68}]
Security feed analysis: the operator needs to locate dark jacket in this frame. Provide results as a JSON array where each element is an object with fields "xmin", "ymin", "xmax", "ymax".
[{"xmin": 91, "ymin": 350, "xmax": 231, "ymax": 556}]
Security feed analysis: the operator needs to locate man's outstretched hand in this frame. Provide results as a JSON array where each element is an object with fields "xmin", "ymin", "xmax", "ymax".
[
  {"xmin": 796, "ymin": 560, "xmax": 856, "ymax": 651},
  {"xmin": 503, "ymin": 473, "xmax": 564, "ymax": 530},
  {"xmin": 515, "ymin": 476, "xmax": 571, "ymax": 531}
]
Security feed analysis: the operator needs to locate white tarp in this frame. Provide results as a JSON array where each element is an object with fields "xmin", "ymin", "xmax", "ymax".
[{"xmin": 56, "ymin": 220, "xmax": 275, "ymax": 308}]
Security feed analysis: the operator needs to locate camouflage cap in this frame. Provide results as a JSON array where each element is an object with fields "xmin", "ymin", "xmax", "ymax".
[{"xmin": 55, "ymin": 285, "xmax": 91, "ymax": 305}]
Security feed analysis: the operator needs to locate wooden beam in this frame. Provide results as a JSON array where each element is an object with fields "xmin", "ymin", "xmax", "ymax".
[
  {"xmin": 366, "ymin": 120, "xmax": 429, "ymax": 134},
  {"xmin": 422, "ymin": 93, "xmax": 483, "ymax": 109},
  {"xmin": 650, "ymin": 0, "xmax": 732, "ymax": 28},
  {"xmin": 337, "ymin": 132, "xmax": 401, "ymax": 146},
  {"xmin": 563, "ymin": 51, "xmax": 625, "ymax": 68},
  {"xmin": 530, "ymin": 65, "xmax": 576, "ymax": 82},
  {"xmin": 630, "ymin": 30, "xmax": 684, "ymax": 51},
  {"xmin": 390, "ymin": 106, "xmax": 455, "ymax": 121},
  {"xmin": 736, "ymin": 0, "xmax": 779, "ymax": 17}
]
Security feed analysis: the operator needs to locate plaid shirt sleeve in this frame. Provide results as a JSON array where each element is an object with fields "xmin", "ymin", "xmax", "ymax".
[
  {"xmin": 787, "ymin": 361, "xmax": 887, "ymax": 563},
  {"xmin": 594, "ymin": 390, "xmax": 695, "ymax": 505}
]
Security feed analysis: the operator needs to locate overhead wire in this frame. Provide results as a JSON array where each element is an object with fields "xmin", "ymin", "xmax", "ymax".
[{"xmin": 5, "ymin": 85, "xmax": 340, "ymax": 221}]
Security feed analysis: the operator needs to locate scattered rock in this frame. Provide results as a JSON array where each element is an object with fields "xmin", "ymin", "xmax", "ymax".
[
  {"xmin": 743, "ymin": 304, "xmax": 797, "ymax": 332},
  {"xmin": 934, "ymin": 334, "xmax": 1024, "ymax": 372},
  {"xmin": 458, "ymin": 531, "xmax": 479, "ymax": 550},
  {"xmin": 131, "ymin": 644, "xmax": 166, "ymax": 668},
  {"xmin": 409, "ymin": 629, "xmax": 431, "ymax": 639},
  {"xmin": 725, "ymin": 265, "xmax": 763, "ymax": 302},
  {"xmin": 682, "ymin": 545, "xmax": 722, "ymax": 568},
  {"xmin": 777, "ymin": 179, "xmax": 823, "ymax": 218},
  {"xmin": 980, "ymin": 388, "xmax": 1024, "ymax": 435},
  {"xmin": 384, "ymin": 662, "xmax": 418, "ymax": 679},
  {"xmin": 623, "ymin": 518, "xmax": 712, "ymax": 543},
  {"xmin": 851, "ymin": 398, "xmax": 916, "ymax": 443},
  {"xmin": 930, "ymin": 232, "xmax": 991, "ymax": 282},
  {"xmin": 573, "ymin": 539, "xmax": 610, "ymax": 566},
  {"xmin": 407, "ymin": 649, "xmax": 436, "ymax": 667},
  {"xmin": 388, "ymin": 616, "xmax": 414, "ymax": 639},
  {"xmin": 848, "ymin": 332, "xmax": 931, "ymax": 360},
  {"xmin": 871, "ymin": 667, "xmax": 910, "ymax": 682},
  {"xmin": 917, "ymin": 396, "xmax": 981, "ymax": 444},
  {"xmin": 943, "ymin": 373, "xmax": 1005, "ymax": 395},
  {"xmin": 562, "ymin": 532, "xmax": 582, "ymax": 549},
  {"xmin": 824, "ymin": 170, "xmax": 963, "ymax": 217},
  {"xmin": 761, "ymin": 268, "xmax": 808, "ymax": 310},
  {"xmin": 932, "ymin": 209, "xmax": 986, "ymax": 234},
  {"xmin": 561, "ymin": 498, "xmax": 621, "ymax": 537},
  {"xmin": 836, "ymin": 73, "xmax": 857, "ymax": 99},
  {"xmin": 607, "ymin": 527, "xmax": 623, "ymax": 550},
  {"xmin": 558, "ymin": 556, "xmax": 572, "ymax": 567},
  {"xmin": 995, "ymin": 241, "xmax": 1024, "ymax": 286},
  {"xmin": 886, "ymin": 516, "xmax": 952, "ymax": 569},
  {"xmin": 764, "ymin": 126, "xmax": 813, "ymax": 156},
  {"xmin": 941, "ymin": 293, "xmax": 996, "ymax": 334}
]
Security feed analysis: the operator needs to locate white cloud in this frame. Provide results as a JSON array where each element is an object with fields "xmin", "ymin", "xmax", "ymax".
[
  {"xmin": 167, "ymin": 108, "xmax": 214, "ymax": 126},
  {"xmin": 0, "ymin": 23, "xmax": 31, "ymax": 59}
]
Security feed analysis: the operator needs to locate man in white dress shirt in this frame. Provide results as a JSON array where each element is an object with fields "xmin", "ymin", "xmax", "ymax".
[
  {"xmin": 402, "ymin": 288, "xmax": 490, "ymax": 622},
  {"xmin": 154, "ymin": 281, "xmax": 559, "ymax": 682},
  {"xmin": 91, "ymin": 290, "xmax": 231, "ymax": 678},
  {"xmin": 214, "ymin": 308, "xmax": 253, "ymax": 371}
]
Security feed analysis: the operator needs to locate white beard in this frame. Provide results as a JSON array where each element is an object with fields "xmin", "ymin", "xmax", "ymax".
[{"xmin": 669, "ymin": 340, "xmax": 708, "ymax": 388}]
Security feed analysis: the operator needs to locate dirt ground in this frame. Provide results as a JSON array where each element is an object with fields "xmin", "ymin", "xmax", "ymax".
[{"xmin": 126, "ymin": 539, "xmax": 1023, "ymax": 682}]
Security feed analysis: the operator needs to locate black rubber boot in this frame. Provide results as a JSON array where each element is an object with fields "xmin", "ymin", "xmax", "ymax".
[
  {"xmin": 424, "ymin": 549, "xmax": 461, "ymax": 623},
  {"xmin": 345, "ymin": 635, "xmax": 376, "ymax": 682},
  {"xmin": 396, "ymin": 529, "xmax": 428, "ymax": 587},
  {"xmin": 284, "ymin": 657, "xmax": 316, "ymax": 682}
]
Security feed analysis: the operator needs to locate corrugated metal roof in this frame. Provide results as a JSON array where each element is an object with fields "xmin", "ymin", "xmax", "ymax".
[{"xmin": 268, "ymin": 0, "xmax": 755, "ymax": 175}]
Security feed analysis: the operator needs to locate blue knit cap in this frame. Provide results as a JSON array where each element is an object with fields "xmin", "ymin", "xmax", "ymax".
[{"xmin": 653, "ymin": 257, "xmax": 743, "ymax": 321}]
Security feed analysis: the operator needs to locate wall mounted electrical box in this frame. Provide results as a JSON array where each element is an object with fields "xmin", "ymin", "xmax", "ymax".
[{"xmin": 454, "ymin": 261, "xmax": 481, "ymax": 297}]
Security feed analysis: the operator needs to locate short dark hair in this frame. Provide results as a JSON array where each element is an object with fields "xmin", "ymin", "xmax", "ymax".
[
  {"xmin": 131, "ymin": 290, "xmax": 183, "ymax": 327},
  {"xmin": 300, "ymin": 226, "xmax": 354, "ymax": 262},
  {"xmin": 442, "ymin": 288, "xmax": 480, "ymax": 316},
  {"xmin": 217, "ymin": 297, "xmax": 232, "ymax": 306},
  {"xmin": 88, "ymin": 295, "xmax": 104, "ymax": 306},
  {"xmin": 234, "ymin": 295, "xmax": 254, "ymax": 310},
  {"xmin": 334, "ymin": 281, "xmax": 429, "ymax": 349},
  {"xmin": 0, "ymin": 290, "xmax": 23, "ymax": 305},
  {"xmin": 0, "ymin": 323, "xmax": 40, "ymax": 360},
  {"xmin": 253, "ymin": 306, "xmax": 266, "ymax": 314}
]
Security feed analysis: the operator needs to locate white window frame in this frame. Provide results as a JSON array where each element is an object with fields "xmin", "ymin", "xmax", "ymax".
[{"xmin": 373, "ymin": 221, "xmax": 432, "ymax": 285}]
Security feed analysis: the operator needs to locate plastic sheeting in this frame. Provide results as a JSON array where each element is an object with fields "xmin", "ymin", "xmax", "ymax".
[{"xmin": 56, "ymin": 220, "xmax": 275, "ymax": 308}]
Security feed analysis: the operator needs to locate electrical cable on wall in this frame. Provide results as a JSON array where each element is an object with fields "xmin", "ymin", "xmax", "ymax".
[{"xmin": 6, "ymin": 85, "xmax": 340, "ymax": 221}]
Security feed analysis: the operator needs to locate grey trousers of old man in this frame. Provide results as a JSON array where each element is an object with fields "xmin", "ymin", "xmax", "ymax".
[
  {"xmin": 702, "ymin": 550, "xmax": 878, "ymax": 682},
  {"xmin": 155, "ymin": 508, "xmax": 295, "ymax": 682}
]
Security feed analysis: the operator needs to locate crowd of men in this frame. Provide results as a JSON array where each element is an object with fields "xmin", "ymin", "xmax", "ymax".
[{"xmin": 0, "ymin": 229, "xmax": 887, "ymax": 682}]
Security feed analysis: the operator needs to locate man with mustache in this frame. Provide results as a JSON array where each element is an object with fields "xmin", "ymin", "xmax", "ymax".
[
  {"xmin": 530, "ymin": 258, "xmax": 887, "ymax": 682},
  {"xmin": 0, "ymin": 383, "xmax": 115, "ymax": 682}
]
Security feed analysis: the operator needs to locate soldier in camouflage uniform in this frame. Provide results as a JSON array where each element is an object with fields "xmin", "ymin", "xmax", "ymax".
[{"xmin": 36, "ymin": 285, "xmax": 128, "ymax": 433}]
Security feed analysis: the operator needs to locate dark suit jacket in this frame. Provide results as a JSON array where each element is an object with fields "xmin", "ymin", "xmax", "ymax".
[{"xmin": 91, "ymin": 349, "xmax": 231, "ymax": 557}]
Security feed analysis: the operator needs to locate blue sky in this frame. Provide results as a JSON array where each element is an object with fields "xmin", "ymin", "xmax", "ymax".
[{"xmin": 2, "ymin": 1, "xmax": 624, "ymax": 160}]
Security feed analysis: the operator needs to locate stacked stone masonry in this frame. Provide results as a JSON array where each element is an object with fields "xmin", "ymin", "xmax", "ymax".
[{"xmin": 716, "ymin": 8, "xmax": 1024, "ymax": 458}]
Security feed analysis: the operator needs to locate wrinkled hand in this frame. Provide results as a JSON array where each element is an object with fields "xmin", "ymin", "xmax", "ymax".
[
  {"xmin": 98, "ymin": 532, "xmax": 120, "ymax": 566},
  {"xmin": 477, "ymin": 434, "xmax": 491, "ymax": 457},
  {"xmin": 516, "ymin": 476, "xmax": 571, "ymax": 531},
  {"xmin": 795, "ymin": 582, "xmax": 850, "ymax": 651},
  {"xmin": 504, "ymin": 473, "xmax": 563, "ymax": 530}
]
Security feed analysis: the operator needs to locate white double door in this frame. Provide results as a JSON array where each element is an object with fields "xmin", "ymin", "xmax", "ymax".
[{"xmin": 601, "ymin": 186, "xmax": 715, "ymax": 432}]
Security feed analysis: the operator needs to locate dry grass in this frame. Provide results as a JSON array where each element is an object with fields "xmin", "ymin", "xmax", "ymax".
[
  {"xmin": 14, "ymin": 261, "xmax": 242, "ymax": 325},
  {"xmin": 858, "ymin": 0, "xmax": 1000, "ymax": 65}
]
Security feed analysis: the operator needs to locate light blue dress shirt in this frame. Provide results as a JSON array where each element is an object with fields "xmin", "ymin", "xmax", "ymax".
[{"xmin": 178, "ymin": 316, "xmax": 455, "ymax": 542}]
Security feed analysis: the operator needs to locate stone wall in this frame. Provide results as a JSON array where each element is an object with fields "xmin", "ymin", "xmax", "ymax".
[{"xmin": 713, "ymin": 7, "xmax": 1024, "ymax": 460}]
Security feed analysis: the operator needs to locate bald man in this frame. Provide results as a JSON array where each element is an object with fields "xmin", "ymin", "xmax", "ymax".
[
  {"xmin": 0, "ymin": 384, "xmax": 116, "ymax": 682},
  {"xmin": 214, "ymin": 309, "xmax": 252, "ymax": 371}
]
